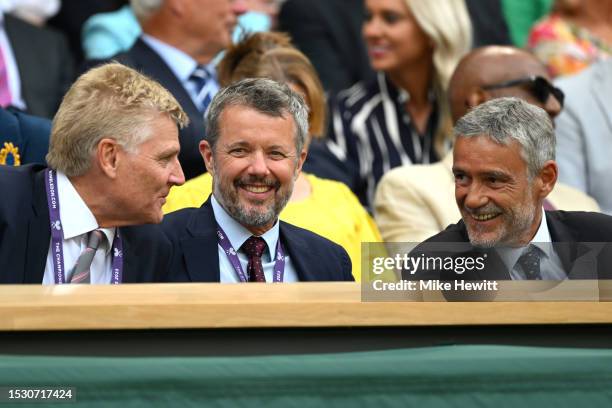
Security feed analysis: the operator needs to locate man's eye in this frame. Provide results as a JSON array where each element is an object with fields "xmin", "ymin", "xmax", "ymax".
[
  {"xmin": 158, "ymin": 156, "xmax": 172, "ymax": 165},
  {"xmin": 487, "ymin": 177, "xmax": 504, "ymax": 187},
  {"xmin": 269, "ymin": 151, "xmax": 287, "ymax": 160},
  {"xmin": 229, "ymin": 148, "xmax": 247, "ymax": 156},
  {"xmin": 454, "ymin": 173, "xmax": 467, "ymax": 183}
]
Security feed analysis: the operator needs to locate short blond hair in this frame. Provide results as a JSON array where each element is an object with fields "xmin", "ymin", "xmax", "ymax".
[{"xmin": 47, "ymin": 62, "xmax": 189, "ymax": 176}]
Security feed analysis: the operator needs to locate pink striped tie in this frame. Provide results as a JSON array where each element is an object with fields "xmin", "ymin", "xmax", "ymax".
[
  {"xmin": 70, "ymin": 230, "xmax": 104, "ymax": 284},
  {"xmin": 0, "ymin": 46, "xmax": 11, "ymax": 107}
]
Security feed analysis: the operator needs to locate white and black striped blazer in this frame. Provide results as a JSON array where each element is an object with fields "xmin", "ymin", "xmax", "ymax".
[{"xmin": 327, "ymin": 73, "xmax": 439, "ymax": 209}]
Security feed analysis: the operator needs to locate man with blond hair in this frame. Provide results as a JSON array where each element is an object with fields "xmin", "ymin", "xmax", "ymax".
[{"xmin": 0, "ymin": 62, "xmax": 187, "ymax": 284}]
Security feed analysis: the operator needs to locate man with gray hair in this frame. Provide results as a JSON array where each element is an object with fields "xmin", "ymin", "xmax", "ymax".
[
  {"xmin": 0, "ymin": 62, "xmax": 187, "ymax": 284},
  {"xmin": 162, "ymin": 78, "xmax": 354, "ymax": 282},
  {"xmin": 408, "ymin": 97, "xmax": 612, "ymax": 281}
]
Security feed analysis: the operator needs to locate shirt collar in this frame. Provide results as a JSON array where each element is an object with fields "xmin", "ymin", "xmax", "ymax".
[
  {"xmin": 56, "ymin": 171, "xmax": 115, "ymax": 254},
  {"xmin": 141, "ymin": 34, "xmax": 197, "ymax": 83},
  {"xmin": 211, "ymin": 195, "xmax": 279, "ymax": 260}
]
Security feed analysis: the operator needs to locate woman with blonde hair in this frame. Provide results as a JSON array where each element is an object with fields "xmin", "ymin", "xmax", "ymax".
[
  {"xmin": 327, "ymin": 0, "xmax": 472, "ymax": 209},
  {"xmin": 163, "ymin": 32, "xmax": 381, "ymax": 281}
]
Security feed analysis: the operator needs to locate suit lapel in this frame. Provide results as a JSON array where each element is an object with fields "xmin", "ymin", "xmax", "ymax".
[
  {"xmin": 129, "ymin": 39, "xmax": 201, "ymax": 118},
  {"xmin": 118, "ymin": 228, "xmax": 136, "ymax": 283},
  {"xmin": 181, "ymin": 199, "xmax": 220, "ymax": 282},
  {"xmin": 23, "ymin": 169, "xmax": 50, "ymax": 283},
  {"xmin": 546, "ymin": 211, "xmax": 596, "ymax": 279},
  {"xmin": 279, "ymin": 223, "xmax": 317, "ymax": 281}
]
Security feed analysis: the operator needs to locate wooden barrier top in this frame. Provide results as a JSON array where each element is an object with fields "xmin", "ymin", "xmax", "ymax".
[{"xmin": 1, "ymin": 282, "xmax": 612, "ymax": 331}]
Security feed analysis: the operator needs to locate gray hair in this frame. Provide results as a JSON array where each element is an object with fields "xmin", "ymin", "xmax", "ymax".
[
  {"xmin": 205, "ymin": 77, "xmax": 309, "ymax": 156},
  {"xmin": 453, "ymin": 97, "xmax": 555, "ymax": 179},
  {"xmin": 130, "ymin": 0, "xmax": 163, "ymax": 21}
]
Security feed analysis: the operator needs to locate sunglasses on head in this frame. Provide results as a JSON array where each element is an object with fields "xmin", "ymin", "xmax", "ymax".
[{"xmin": 482, "ymin": 76, "xmax": 565, "ymax": 108}]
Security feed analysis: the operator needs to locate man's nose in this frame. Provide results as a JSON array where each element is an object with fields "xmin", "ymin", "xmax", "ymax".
[
  {"xmin": 247, "ymin": 150, "xmax": 271, "ymax": 176},
  {"xmin": 170, "ymin": 158, "xmax": 185, "ymax": 186},
  {"xmin": 231, "ymin": 0, "xmax": 248, "ymax": 16},
  {"xmin": 463, "ymin": 183, "xmax": 489, "ymax": 210}
]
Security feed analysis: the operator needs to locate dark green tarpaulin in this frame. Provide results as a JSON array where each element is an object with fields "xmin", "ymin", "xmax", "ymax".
[{"xmin": 2, "ymin": 345, "xmax": 612, "ymax": 407}]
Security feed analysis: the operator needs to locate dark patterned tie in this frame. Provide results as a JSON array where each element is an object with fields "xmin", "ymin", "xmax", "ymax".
[
  {"xmin": 70, "ymin": 230, "xmax": 104, "ymax": 284},
  {"xmin": 241, "ymin": 236, "xmax": 267, "ymax": 282},
  {"xmin": 516, "ymin": 245, "xmax": 542, "ymax": 280},
  {"xmin": 189, "ymin": 65, "xmax": 214, "ymax": 113}
]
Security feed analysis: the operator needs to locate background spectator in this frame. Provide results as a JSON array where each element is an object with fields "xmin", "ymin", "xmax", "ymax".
[
  {"xmin": 84, "ymin": 0, "xmax": 247, "ymax": 180},
  {"xmin": 527, "ymin": 0, "xmax": 612, "ymax": 78},
  {"xmin": 0, "ymin": 9, "xmax": 74, "ymax": 118},
  {"xmin": 326, "ymin": 0, "xmax": 472, "ymax": 209},
  {"xmin": 555, "ymin": 58, "xmax": 612, "ymax": 214},
  {"xmin": 278, "ymin": 0, "xmax": 376, "ymax": 94}
]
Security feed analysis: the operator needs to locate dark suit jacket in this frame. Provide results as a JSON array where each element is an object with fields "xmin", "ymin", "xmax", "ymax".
[
  {"xmin": 405, "ymin": 211, "xmax": 612, "ymax": 281},
  {"xmin": 5, "ymin": 15, "xmax": 75, "ymax": 119},
  {"xmin": 0, "ymin": 108, "xmax": 50, "ymax": 166},
  {"xmin": 161, "ymin": 198, "xmax": 354, "ymax": 282},
  {"xmin": 278, "ymin": 0, "xmax": 375, "ymax": 93},
  {"xmin": 0, "ymin": 165, "xmax": 171, "ymax": 283},
  {"xmin": 82, "ymin": 38, "xmax": 206, "ymax": 180}
]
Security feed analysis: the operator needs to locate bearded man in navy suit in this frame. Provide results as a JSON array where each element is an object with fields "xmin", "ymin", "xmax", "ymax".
[{"xmin": 162, "ymin": 78, "xmax": 353, "ymax": 282}]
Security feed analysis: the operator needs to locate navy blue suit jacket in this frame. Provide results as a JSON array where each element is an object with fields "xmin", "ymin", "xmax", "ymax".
[
  {"xmin": 161, "ymin": 198, "xmax": 354, "ymax": 282},
  {"xmin": 82, "ymin": 38, "xmax": 206, "ymax": 180},
  {"xmin": 0, "ymin": 108, "xmax": 50, "ymax": 166},
  {"xmin": 406, "ymin": 211, "xmax": 612, "ymax": 281},
  {"xmin": 0, "ymin": 165, "xmax": 171, "ymax": 283}
]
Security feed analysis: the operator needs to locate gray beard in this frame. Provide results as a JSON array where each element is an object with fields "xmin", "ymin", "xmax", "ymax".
[
  {"xmin": 467, "ymin": 193, "xmax": 537, "ymax": 248},
  {"xmin": 212, "ymin": 175, "xmax": 292, "ymax": 230}
]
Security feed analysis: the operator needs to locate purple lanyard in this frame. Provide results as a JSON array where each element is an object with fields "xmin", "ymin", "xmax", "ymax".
[
  {"xmin": 216, "ymin": 225, "xmax": 286, "ymax": 282},
  {"xmin": 44, "ymin": 169, "xmax": 123, "ymax": 284}
]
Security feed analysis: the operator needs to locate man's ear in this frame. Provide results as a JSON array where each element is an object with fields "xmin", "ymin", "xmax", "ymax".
[
  {"xmin": 199, "ymin": 140, "xmax": 214, "ymax": 176},
  {"xmin": 96, "ymin": 138, "xmax": 121, "ymax": 179},
  {"xmin": 165, "ymin": 0, "xmax": 185, "ymax": 16},
  {"xmin": 467, "ymin": 88, "xmax": 489, "ymax": 111},
  {"xmin": 295, "ymin": 148, "xmax": 307, "ymax": 175},
  {"xmin": 536, "ymin": 160, "xmax": 558, "ymax": 199}
]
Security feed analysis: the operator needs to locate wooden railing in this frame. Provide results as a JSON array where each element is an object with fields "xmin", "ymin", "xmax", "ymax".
[{"xmin": 2, "ymin": 282, "xmax": 612, "ymax": 331}]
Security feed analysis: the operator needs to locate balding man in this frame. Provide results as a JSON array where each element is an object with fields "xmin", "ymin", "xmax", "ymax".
[
  {"xmin": 85, "ymin": 0, "xmax": 246, "ymax": 180},
  {"xmin": 374, "ymin": 46, "xmax": 599, "ymax": 243}
]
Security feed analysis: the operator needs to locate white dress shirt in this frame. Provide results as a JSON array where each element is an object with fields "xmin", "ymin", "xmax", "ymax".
[
  {"xmin": 498, "ymin": 207, "xmax": 566, "ymax": 280},
  {"xmin": 211, "ymin": 195, "xmax": 299, "ymax": 283},
  {"xmin": 42, "ymin": 171, "xmax": 115, "ymax": 284}
]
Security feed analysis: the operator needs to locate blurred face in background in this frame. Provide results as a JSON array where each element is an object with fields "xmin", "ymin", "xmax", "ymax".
[
  {"xmin": 363, "ymin": 0, "xmax": 433, "ymax": 75},
  {"xmin": 182, "ymin": 0, "xmax": 247, "ymax": 57}
]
